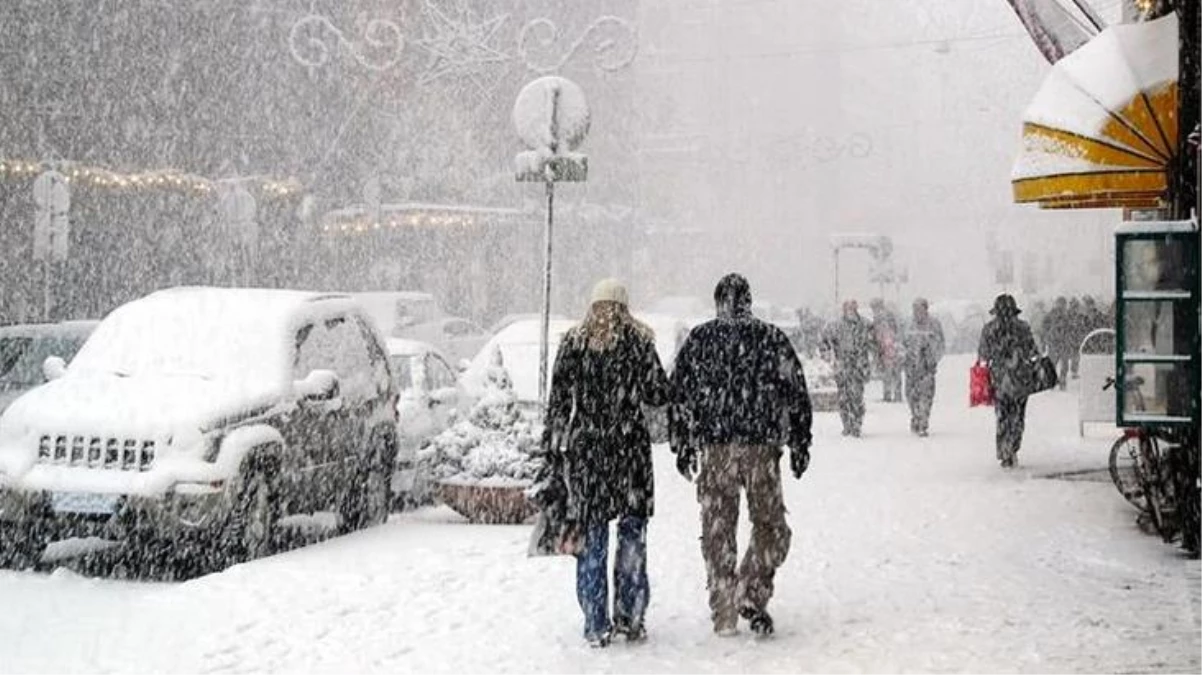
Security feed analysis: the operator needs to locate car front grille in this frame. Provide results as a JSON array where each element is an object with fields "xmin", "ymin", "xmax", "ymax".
[{"xmin": 37, "ymin": 435, "xmax": 156, "ymax": 472}]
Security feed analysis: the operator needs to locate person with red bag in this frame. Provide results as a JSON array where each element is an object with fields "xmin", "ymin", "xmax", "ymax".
[{"xmin": 977, "ymin": 294, "xmax": 1039, "ymax": 468}]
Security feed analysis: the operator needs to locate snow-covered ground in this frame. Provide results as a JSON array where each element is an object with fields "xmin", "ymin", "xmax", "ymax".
[{"xmin": 2, "ymin": 355, "xmax": 1198, "ymax": 673}]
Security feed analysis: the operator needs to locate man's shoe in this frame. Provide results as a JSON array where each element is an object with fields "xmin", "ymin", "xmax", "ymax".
[
  {"xmin": 613, "ymin": 619, "xmax": 647, "ymax": 643},
  {"xmin": 585, "ymin": 631, "xmax": 611, "ymax": 648},
  {"xmin": 739, "ymin": 606, "xmax": 775, "ymax": 636}
]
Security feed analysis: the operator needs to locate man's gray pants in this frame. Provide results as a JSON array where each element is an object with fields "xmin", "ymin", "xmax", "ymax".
[{"xmin": 696, "ymin": 444, "xmax": 792, "ymax": 632}]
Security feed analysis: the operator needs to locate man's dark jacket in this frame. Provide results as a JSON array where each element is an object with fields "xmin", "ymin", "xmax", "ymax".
[{"xmin": 669, "ymin": 276, "xmax": 813, "ymax": 457}]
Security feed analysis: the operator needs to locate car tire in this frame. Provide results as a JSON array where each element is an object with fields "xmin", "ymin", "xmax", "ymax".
[
  {"xmin": 226, "ymin": 459, "xmax": 279, "ymax": 565},
  {"xmin": 0, "ymin": 521, "xmax": 42, "ymax": 570},
  {"xmin": 341, "ymin": 428, "xmax": 395, "ymax": 533}
]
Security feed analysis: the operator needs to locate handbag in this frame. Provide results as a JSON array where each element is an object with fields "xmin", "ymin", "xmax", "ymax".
[
  {"xmin": 969, "ymin": 360, "xmax": 994, "ymax": 407},
  {"xmin": 1024, "ymin": 354, "xmax": 1059, "ymax": 396},
  {"xmin": 526, "ymin": 450, "xmax": 583, "ymax": 558},
  {"xmin": 527, "ymin": 510, "xmax": 583, "ymax": 557}
]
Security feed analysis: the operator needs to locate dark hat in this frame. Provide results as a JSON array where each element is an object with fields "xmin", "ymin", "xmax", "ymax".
[{"xmin": 991, "ymin": 294, "xmax": 1021, "ymax": 317}]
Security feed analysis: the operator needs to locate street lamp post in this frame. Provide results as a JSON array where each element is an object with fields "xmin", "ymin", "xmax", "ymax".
[{"xmin": 514, "ymin": 76, "xmax": 590, "ymax": 408}]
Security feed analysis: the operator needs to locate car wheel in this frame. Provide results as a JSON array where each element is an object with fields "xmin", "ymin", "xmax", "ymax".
[
  {"xmin": 228, "ymin": 464, "xmax": 278, "ymax": 564},
  {"xmin": 341, "ymin": 429, "xmax": 394, "ymax": 533},
  {"xmin": 0, "ymin": 521, "xmax": 42, "ymax": 570}
]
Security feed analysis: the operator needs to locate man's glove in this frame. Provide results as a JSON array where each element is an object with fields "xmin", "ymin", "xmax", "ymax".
[
  {"xmin": 789, "ymin": 445, "xmax": 810, "ymax": 479},
  {"xmin": 675, "ymin": 448, "xmax": 698, "ymax": 482}
]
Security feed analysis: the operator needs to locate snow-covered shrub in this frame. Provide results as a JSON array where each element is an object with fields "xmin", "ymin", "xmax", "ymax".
[{"xmin": 417, "ymin": 356, "xmax": 542, "ymax": 488}]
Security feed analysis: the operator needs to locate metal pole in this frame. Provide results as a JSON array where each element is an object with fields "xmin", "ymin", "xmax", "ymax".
[
  {"xmin": 538, "ymin": 178, "xmax": 555, "ymax": 408},
  {"xmin": 833, "ymin": 249, "xmax": 840, "ymax": 308},
  {"xmin": 42, "ymin": 260, "xmax": 51, "ymax": 321}
]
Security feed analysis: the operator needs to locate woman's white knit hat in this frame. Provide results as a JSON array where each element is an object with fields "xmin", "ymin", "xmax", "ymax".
[{"xmin": 590, "ymin": 278, "xmax": 629, "ymax": 306}]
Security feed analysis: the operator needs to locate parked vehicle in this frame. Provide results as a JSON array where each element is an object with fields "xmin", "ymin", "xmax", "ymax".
[
  {"xmin": 462, "ymin": 318, "xmax": 578, "ymax": 407},
  {"xmin": 0, "ymin": 321, "xmax": 98, "ymax": 414},
  {"xmin": 0, "ymin": 288, "xmax": 399, "ymax": 570},
  {"xmin": 487, "ymin": 312, "xmax": 568, "ymax": 337},
  {"xmin": 463, "ymin": 315, "xmax": 684, "ymax": 431},
  {"xmin": 387, "ymin": 338, "xmax": 465, "ymax": 507},
  {"xmin": 394, "ymin": 316, "xmax": 489, "ymax": 365},
  {"xmin": 350, "ymin": 291, "xmax": 446, "ymax": 337}
]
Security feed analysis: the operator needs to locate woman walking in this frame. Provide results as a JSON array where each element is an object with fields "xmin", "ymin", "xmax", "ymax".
[
  {"xmin": 977, "ymin": 294, "xmax": 1039, "ymax": 468},
  {"xmin": 542, "ymin": 278, "xmax": 671, "ymax": 647}
]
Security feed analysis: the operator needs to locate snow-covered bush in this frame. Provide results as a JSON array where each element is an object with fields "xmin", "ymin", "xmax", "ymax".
[{"xmin": 417, "ymin": 356, "xmax": 543, "ymax": 488}]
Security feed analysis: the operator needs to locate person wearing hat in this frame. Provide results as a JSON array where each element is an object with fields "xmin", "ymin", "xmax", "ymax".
[
  {"xmin": 902, "ymin": 297, "xmax": 945, "ymax": 437},
  {"xmin": 541, "ymin": 278, "xmax": 670, "ymax": 647},
  {"xmin": 822, "ymin": 299, "xmax": 874, "ymax": 437},
  {"xmin": 977, "ymin": 294, "xmax": 1039, "ymax": 468},
  {"xmin": 670, "ymin": 273, "xmax": 812, "ymax": 637}
]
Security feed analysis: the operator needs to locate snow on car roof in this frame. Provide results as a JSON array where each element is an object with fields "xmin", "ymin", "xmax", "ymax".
[{"xmin": 70, "ymin": 287, "xmax": 359, "ymax": 383}]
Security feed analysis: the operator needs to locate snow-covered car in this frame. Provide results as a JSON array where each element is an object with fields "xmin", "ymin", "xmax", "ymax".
[
  {"xmin": 462, "ymin": 318, "xmax": 578, "ymax": 407},
  {"xmin": 349, "ymin": 291, "xmax": 446, "ymax": 337},
  {"xmin": 804, "ymin": 357, "xmax": 839, "ymax": 412},
  {"xmin": 487, "ymin": 312, "xmax": 568, "ymax": 336},
  {"xmin": 386, "ymin": 338, "xmax": 465, "ymax": 506},
  {"xmin": 462, "ymin": 315, "xmax": 684, "ymax": 437},
  {"xmin": 0, "ymin": 320, "xmax": 99, "ymax": 415},
  {"xmin": 394, "ymin": 317, "xmax": 489, "ymax": 365},
  {"xmin": 0, "ymin": 288, "xmax": 399, "ymax": 570}
]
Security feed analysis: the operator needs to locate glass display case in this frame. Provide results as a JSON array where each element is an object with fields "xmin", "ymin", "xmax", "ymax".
[{"xmin": 1114, "ymin": 220, "xmax": 1199, "ymax": 426}]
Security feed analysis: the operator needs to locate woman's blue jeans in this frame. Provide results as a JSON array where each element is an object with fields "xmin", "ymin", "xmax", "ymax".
[{"xmin": 575, "ymin": 515, "xmax": 649, "ymax": 639}]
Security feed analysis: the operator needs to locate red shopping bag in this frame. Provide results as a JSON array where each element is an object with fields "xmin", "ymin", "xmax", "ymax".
[{"xmin": 969, "ymin": 361, "xmax": 994, "ymax": 407}]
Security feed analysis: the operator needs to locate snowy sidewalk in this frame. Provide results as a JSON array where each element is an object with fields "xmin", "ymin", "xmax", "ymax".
[{"xmin": 2, "ymin": 355, "xmax": 1198, "ymax": 673}]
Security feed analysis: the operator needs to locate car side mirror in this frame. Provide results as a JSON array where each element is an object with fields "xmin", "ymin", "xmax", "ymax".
[
  {"xmin": 42, "ymin": 356, "xmax": 67, "ymax": 382},
  {"xmin": 295, "ymin": 369, "xmax": 339, "ymax": 402}
]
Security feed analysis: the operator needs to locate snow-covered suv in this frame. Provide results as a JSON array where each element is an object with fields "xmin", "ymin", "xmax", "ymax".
[{"xmin": 0, "ymin": 288, "xmax": 399, "ymax": 570}]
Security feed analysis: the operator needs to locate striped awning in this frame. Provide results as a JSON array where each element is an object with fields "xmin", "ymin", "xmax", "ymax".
[{"xmin": 1012, "ymin": 13, "xmax": 1178, "ymax": 210}]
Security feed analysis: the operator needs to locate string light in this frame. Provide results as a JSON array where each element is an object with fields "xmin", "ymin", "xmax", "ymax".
[
  {"xmin": 322, "ymin": 211, "xmax": 481, "ymax": 236},
  {"xmin": 0, "ymin": 159, "xmax": 301, "ymax": 200}
]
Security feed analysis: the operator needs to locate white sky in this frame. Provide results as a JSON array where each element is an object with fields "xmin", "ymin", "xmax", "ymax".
[{"xmin": 634, "ymin": 0, "xmax": 1128, "ymax": 311}]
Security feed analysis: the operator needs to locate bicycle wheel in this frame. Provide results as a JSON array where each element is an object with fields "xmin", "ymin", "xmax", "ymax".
[{"xmin": 1109, "ymin": 434, "xmax": 1148, "ymax": 511}]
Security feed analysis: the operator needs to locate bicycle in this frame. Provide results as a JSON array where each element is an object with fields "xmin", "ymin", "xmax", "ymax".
[{"xmin": 1103, "ymin": 375, "xmax": 1181, "ymax": 543}]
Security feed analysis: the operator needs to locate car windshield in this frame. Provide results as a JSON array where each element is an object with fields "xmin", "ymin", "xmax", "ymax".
[
  {"xmin": 0, "ymin": 335, "xmax": 89, "ymax": 388},
  {"xmin": 390, "ymin": 354, "xmax": 417, "ymax": 390}
]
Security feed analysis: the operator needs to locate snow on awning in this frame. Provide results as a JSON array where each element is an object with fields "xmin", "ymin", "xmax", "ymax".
[{"xmin": 1011, "ymin": 13, "xmax": 1178, "ymax": 210}]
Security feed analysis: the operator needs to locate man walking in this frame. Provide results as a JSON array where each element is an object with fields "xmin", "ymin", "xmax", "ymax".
[
  {"xmin": 669, "ymin": 273, "xmax": 813, "ymax": 637},
  {"xmin": 1041, "ymin": 297, "xmax": 1073, "ymax": 390},
  {"xmin": 823, "ymin": 299, "xmax": 873, "ymax": 437},
  {"xmin": 902, "ymin": 298, "xmax": 945, "ymax": 437}
]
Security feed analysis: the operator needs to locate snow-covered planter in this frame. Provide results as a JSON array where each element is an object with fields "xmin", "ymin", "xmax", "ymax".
[{"xmin": 417, "ymin": 358, "xmax": 542, "ymax": 524}]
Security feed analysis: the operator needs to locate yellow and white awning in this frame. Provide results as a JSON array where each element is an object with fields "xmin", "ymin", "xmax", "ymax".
[{"xmin": 1012, "ymin": 13, "xmax": 1178, "ymax": 210}]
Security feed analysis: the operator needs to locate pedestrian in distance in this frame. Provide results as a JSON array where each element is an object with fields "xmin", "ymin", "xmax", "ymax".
[
  {"xmin": 902, "ymin": 297, "xmax": 945, "ymax": 437},
  {"xmin": 541, "ymin": 278, "xmax": 671, "ymax": 648},
  {"xmin": 669, "ymin": 273, "xmax": 813, "ymax": 638},
  {"xmin": 823, "ymin": 299, "xmax": 873, "ymax": 437},
  {"xmin": 869, "ymin": 298, "xmax": 904, "ymax": 403},
  {"xmin": 1067, "ymin": 297, "xmax": 1086, "ymax": 380},
  {"xmin": 1041, "ymin": 297, "xmax": 1073, "ymax": 390},
  {"xmin": 977, "ymin": 294, "xmax": 1039, "ymax": 468}
]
